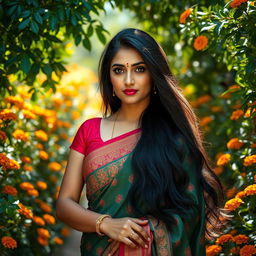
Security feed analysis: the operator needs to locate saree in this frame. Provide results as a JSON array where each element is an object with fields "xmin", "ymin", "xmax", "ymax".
[{"xmin": 80, "ymin": 130, "xmax": 206, "ymax": 256}]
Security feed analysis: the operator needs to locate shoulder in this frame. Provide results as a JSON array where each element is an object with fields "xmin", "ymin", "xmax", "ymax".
[{"xmin": 77, "ymin": 117, "xmax": 102, "ymax": 131}]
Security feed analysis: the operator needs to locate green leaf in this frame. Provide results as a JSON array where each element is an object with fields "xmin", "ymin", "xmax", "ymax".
[
  {"xmin": 74, "ymin": 34, "xmax": 81, "ymax": 45},
  {"xmin": 30, "ymin": 20, "xmax": 39, "ymax": 33},
  {"xmin": 71, "ymin": 14, "xmax": 77, "ymax": 26},
  {"xmin": 42, "ymin": 64, "xmax": 53, "ymax": 77},
  {"xmin": 82, "ymin": 38, "xmax": 91, "ymax": 51},
  {"xmin": 214, "ymin": 22, "xmax": 224, "ymax": 35},
  {"xmin": 20, "ymin": 54, "xmax": 31, "ymax": 74},
  {"xmin": 34, "ymin": 12, "xmax": 43, "ymax": 24},
  {"xmin": 20, "ymin": 10, "xmax": 31, "ymax": 18},
  {"xmin": 233, "ymin": 9, "xmax": 244, "ymax": 19},
  {"xmin": 200, "ymin": 24, "xmax": 216, "ymax": 32},
  {"xmin": 18, "ymin": 18, "xmax": 30, "ymax": 30},
  {"xmin": 49, "ymin": 15, "xmax": 58, "ymax": 30},
  {"xmin": 87, "ymin": 24, "xmax": 93, "ymax": 37},
  {"xmin": 96, "ymin": 27, "xmax": 106, "ymax": 45}
]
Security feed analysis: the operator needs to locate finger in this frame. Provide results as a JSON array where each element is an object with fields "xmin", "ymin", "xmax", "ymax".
[
  {"xmin": 108, "ymin": 241, "xmax": 119, "ymax": 256},
  {"xmin": 129, "ymin": 230, "xmax": 148, "ymax": 248},
  {"xmin": 123, "ymin": 237, "xmax": 137, "ymax": 248},
  {"xmin": 132, "ymin": 218, "xmax": 148, "ymax": 225},
  {"xmin": 130, "ymin": 221, "xmax": 150, "ymax": 243}
]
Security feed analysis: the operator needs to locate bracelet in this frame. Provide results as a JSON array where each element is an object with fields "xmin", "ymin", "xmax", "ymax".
[{"xmin": 95, "ymin": 214, "xmax": 111, "ymax": 236}]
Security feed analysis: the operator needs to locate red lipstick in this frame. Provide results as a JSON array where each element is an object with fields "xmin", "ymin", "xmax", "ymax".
[{"xmin": 123, "ymin": 89, "xmax": 138, "ymax": 95}]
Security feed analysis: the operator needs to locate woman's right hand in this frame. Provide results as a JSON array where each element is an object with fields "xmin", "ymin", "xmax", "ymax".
[{"xmin": 100, "ymin": 217, "xmax": 151, "ymax": 249}]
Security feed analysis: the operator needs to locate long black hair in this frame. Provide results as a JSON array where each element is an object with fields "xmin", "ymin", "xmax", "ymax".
[{"xmin": 98, "ymin": 28, "xmax": 229, "ymax": 239}]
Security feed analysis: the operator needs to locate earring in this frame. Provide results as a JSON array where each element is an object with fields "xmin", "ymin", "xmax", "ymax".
[
  {"xmin": 113, "ymin": 90, "xmax": 115, "ymax": 97},
  {"xmin": 154, "ymin": 86, "xmax": 157, "ymax": 94}
]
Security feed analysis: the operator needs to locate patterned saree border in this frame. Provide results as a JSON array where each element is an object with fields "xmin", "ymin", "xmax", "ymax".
[{"xmin": 82, "ymin": 131, "xmax": 141, "ymax": 181}]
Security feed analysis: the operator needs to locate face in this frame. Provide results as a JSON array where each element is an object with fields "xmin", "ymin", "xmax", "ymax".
[{"xmin": 110, "ymin": 47, "xmax": 152, "ymax": 108}]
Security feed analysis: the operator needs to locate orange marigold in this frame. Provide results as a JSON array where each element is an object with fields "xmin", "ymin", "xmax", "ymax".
[
  {"xmin": 230, "ymin": 0, "xmax": 248, "ymax": 8},
  {"xmin": 61, "ymin": 227, "xmax": 71, "ymax": 237},
  {"xmin": 235, "ymin": 191, "xmax": 246, "ymax": 199},
  {"xmin": 20, "ymin": 182, "xmax": 34, "ymax": 191},
  {"xmin": 240, "ymin": 245, "xmax": 256, "ymax": 256},
  {"xmin": 227, "ymin": 138, "xmax": 244, "ymax": 150},
  {"xmin": 18, "ymin": 203, "xmax": 33, "ymax": 219},
  {"xmin": 33, "ymin": 216, "xmax": 45, "ymax": 226},
  {"xmin": 12, "ymin": 129, "xmax": 29, "ymax": 142},
  {"xmin": 233, "ymin": 234, "xmax": 249, "ymax": 244},
  {"xmin": 37, "ymin": 228, "xmax": 50, "ymax": 239},
  {"xmin": 38, "ymin": 150, "xmax": 49, "ymax": 160},
  {"xmin": 1, "ymin": 236, "xmax": 17, "ymax": 249},
  {"xmin": 216, "ymin": 234, "xmax": 234, "ymax": 245},
  {"xmin": 53, "ymin": 237, "xmax": 64, "ymax": 245},
  {"xmin": 213, "ymin": 166, "xmax": 224, "ymax": 175},
  {"xmin": 200, "ymin": 116, "xmax": 213, "ymax": 126},
  {"xmin": 43, "ymin": 214, "xmax": 56, "ymax": 224},
  {"xmin": 211, "ymin": 106, "xmax": 222, "ymax": 112},
  {"xmin": 39, "ymin": 202, "xmax": 52, "ymax": 213},
  {"xmin": 22, "ymin": 109, "xmax": 36, "ymax": 119},
  {"xmin": 20, "ymin": 156, "xmax": 32, "ymax": 163},
  {"xmin": 36, "ymin": 181, "xmax": 47, "ymax": 190},
  {"xmin": 2, "ymin": 185, "xmax": 17, "ymax": 196},
  {"xmin": 27, "ymin": 189, "xmax": 39, "ymax": 197},
  {"xmin": 243, "ymin": 155, "xmax": 256, "ymax": 166},
  {"xmin": 0, "ymin": 130, "xmax": 7, "ymax": 141},
  {"xmin": 4, "ymin": 96, "xmax": 24, "ymax": 108},
  {"xmin": 193, "ymin": 35, "xmax": 208, "ymax": 51},
  {"xmin": 224, "ymin": 198, "xmax": 243, "ymax": 211},
  {"xmin": 37, "ymin": 236, "xmax": 48, "ymax": 246},
  {"xmin": 48, "ymin": 162, "xmax": 62, "ymax": 171},
  {"xmin": 230, "ymin": 109, "xmax": 244, "ymax": 120},
  {"xmin": 226, "ymin": 188, "xmax": 237, "ymax": 198},
  {"xmin": 0, "ymin": 109, "xmax": 17, "ymax": 121},
  {"xmin": 179, "ymin": 8, "xmax": 192, "ymax": 23},
  {"xmin": 24, "ymin": 164, "xmax": 33, "ymax": 172},
  {"xmin": 217, "ymin": 153, "xmax": 231, "ymax": 166},
  {"xmin": 206, "ymin": 245, "xmax": 222, "ymax": 256},
  {"xmin": 197, "ymin": 95, "xmax": 212, "ymax": 105},
  {"xmin": 244, "ymin": 184, "xmax": 256, "ymax": 196},
  {"xmin": 36, "ymin": 143, "xmax": 44, "ymax": 149},
  {"xmin": 35, "ymin": 130, "xmax": 48, "ymax": 142},
  {"xmin": 0, "ymin": 153, "xmax": 20, "ymax": 170}
]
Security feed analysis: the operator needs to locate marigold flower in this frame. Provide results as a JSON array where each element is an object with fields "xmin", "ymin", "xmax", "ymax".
[
  {"xmin": 0, "ymin": 130, "xmax": 7, "ymax": 141},
  {"xmin": 226, "ymin": 188, "xmax": 237, "ymax": 198},
  {"xmin": 1, "ymin": 236, "xmax": 17, "ymax": 249},
  {"xmin": 233, "ymin": 234, "xmax": 249, "ymax": 244},
  {"xmin": 37, "ymin": 228, "xmax": 50, "ymax": 239},
  {"xmin": 240, "ymin": 245, "xmax": 256, "ymax": 256},
  {"xmin": 48, "ymin": 162, "xmax": 62, "ymax": 171},
  {"xmin": 224, "ymin": 198, "xmax": 243, "ymax": 211},
  {"xmin": 229, "ymin": 229, "xmax": 238, "ymax": 236},
  {"xmin": 216, "ymin": 234, "xmax": 234, "ymax": 245},
  {"xmin": 200, "ymin": 116, "xmax": 213, "ymax": 126},
  {"xmin": 35, "ymin": 130, "xmax": 48, "ymax": 142},
  {"xmin": 243, "ymin": 155, "xmax": 256, "ymax": 166},
  {"xmin": 71, "ymin": 110, "xmax": 80, "ymax": 120},
  {"xmin": 2, "ymin": 185, "xmax": 18, "ymax": 196},
  {"xmin": 18, "ymin": 203, "xmax": 33, "ymax": 219},
  {"xmin": 36, "ymin": 181, "xmax": 47, "ymax": 190},
  {"xmin": 37, "ymin": 236, "xmax": 48, "ymax": 246},
  {"xmin": 61, "ymin": 227, "xmax": 71, "ymax": 237},
  {"xmin": 39, "ymin": 202, "xmax": 52, "ymax": 213},
  {"xmin": 33, "ymin": 216, "xmax": 45, "ymax": 226},
  {"xmin": 36, "ymin": 143, "xmax": 44, "ymax": 149},
  {"xmin": 0, "ymin": 109, "xmax": 17, "ymax": 121},
  {"xmin": 235, "ymin": 191, "xmax": 246, "ymax": 199},
  {"xmin": 12, "ymin": 129, "xmax": 29, "ymax": 142},
  {"xmin": 217, "ymin": 153, "xmax": 231, "ymax": 166},
  {"xmin": 0, "ymin": 153, "xmax": 20, "ymax": 170},
  {"xmin": 27, "ymin": 189, "xmax": 39, "ymax": 197},
  {"xmin": 244, "ymin": 184, "xmax": 256, "ymax": 196},
  {"xmin": 38, "ymin": 150, "xmax": 49, "ymax": 160},
  {"xmin": 227, "ymin": 138, "xmax": 244, "ymax": 150},
  {"xmin": 5, "ymin": 96, "xmax": 24, "ymax": 108},
  {"xmin": 230, "ymin": 247, "xmax": 240, "ymax": 254},
  {"xmin": 230, "ymin": 109, "xmax": 244, "ymax": 120},
  {"xmin": 230, "ymin": 0, "xmax": 248, "ymax": 8},
  {"xmin": 193, "ymin": 35, "xmax": 208, "ymax": 51},
  {"xmin": 20, "ymin": 182, "xmax": 34, "ymax": 191},
  {"xmin": 20, "ymin": 156, "xmax": 32, "ymax": 163},
  {"xmin": 23, "ymin": 164, "xmax": 33, "ymax": 172},
  {"xmin": 53, "ymin": 237, "xmax": 64, "ymax": 245},
  {"xmin": 206, "ymin": 245, "xmax": 222, "ymax": 256},
  {"xmin": 179, "ymin": 8, "xmax": 192, "ymax": 23},
  {"xmin": 22, "ymin": 109, "xmax": 36, "ymax": 119},
  {"xmin": 43, "ymin": 214, "xmax": 56, "ymax": 224},
  {"xmin": 211, "ymin": 106, "xmax": 222, "ymax": 112},
  {"xmin": 251, "ymin": 143, "xmax": 256, "ymax": 148}
]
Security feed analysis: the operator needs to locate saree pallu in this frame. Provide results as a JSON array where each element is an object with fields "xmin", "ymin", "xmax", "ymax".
[{"xmin": 81, "ymin": 132, "xmax": 206, "ymax": 256}]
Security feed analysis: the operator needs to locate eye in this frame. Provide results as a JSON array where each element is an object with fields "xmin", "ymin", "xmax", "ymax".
[
  {"xmin": 112, "ymin": 68, "xmax": 123, "ymax": 74},
  {"xmin": 136, "ymin": 66, "xmax": 146, "ymax": 72}
]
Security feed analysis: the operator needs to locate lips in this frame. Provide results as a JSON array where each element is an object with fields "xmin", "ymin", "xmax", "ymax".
[{"xmin": 123, "ymin": 89, "xmax": 138, "ymax": 95}]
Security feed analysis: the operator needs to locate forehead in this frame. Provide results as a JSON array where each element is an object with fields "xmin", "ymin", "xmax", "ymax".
[{"xmin": 111, "ymin": 47, "xmax": 144, "ymax": 64}]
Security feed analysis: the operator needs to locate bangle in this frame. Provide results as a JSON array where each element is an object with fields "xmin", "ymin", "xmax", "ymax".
[{"xmin": 95, "ymin": 214, "xmax": 111, "ymax": 236}]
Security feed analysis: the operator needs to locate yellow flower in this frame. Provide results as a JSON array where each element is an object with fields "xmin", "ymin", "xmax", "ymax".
[
  {"xmin": 179, "ymin": 8, "xmax": 192, "ymax": 23},
  {"xmin": 0, "ymin": 109, "xmax": 17, "ymax": 121},
  {"xmin": 27, "ymin": 189, "xmax": 39, "ymax": 197},
  {"xmin": 243, "ymin": 155, "xmax": 256, "ymax": 166},
  {"xmin": 22, "ymin": 109, "xmax": 36, "ymax": 119},
  {"xmin": 244, "ymin": 184, "xmax": 256, "ymax": 196},
  {"xmin": 240, "ymin": 245, "xmax": 256, "ymax": 256},
  {"xmin": 227, "ymin": 138, "xmax": 244, "ymax": 150},
  {"xmin": 230, "ymin": 109, "xmax": 244, "ymax": 120},
  {"xmin": 38, "ymin": 150, "xmax": 49, "ymax": 160},
  {"xmin": 216, "ymin": 234, "xmax": 233, "ymax": 245},
  {"xmin": 2, "ymin": 185, "xmax": 18, "ymax": 196},
  {"xmin": 217, "ymin": 153, "xmax": 231, "ymax": 166},
  {"xmin": 230, "ymin": 0, "xmax": 248, "ymax": 8},
  {"xmin": 20, "ymin": 182, "xmax": 34, "ymax": 191},
  {"xmin": 233, "ymin": 234, "xmax": 249, "ymax": 244},
  {"xmin": 53, "ymin": 237, "xmax": 64, "ymax": 245},
  {"xmin": 193, "ymin": 35, "xmax": 208, "ymax": 51},
  {"xmin": 33, "ymin": 216, "xmax": 45, "ymax": 226},
  {"xmin": 43, "ymin": 214, "xmax": 56, "ymax": 224},
  {"xmin": 224, "ymin": 198, "xmax": 243, "ymax": 211},
  {"xmin": 0, "ymin": 153, "xmax": 20, "ymax": 170},
  {"xmin": 206, "ymin": 245, "xmax": 222, "ymax": 256},
  {"xmin": 0, "ymin": 130, "xmax": 7, "ymax": 141},
  {"xmin": 235, "ymin": 191, "xmax": 246, "ymax": 199},
  {"xmin": 1, "ymin": 236, "xmax": 17, "ymax": 249},
  {"xmin": 18, "ymin": 203, "xmax": 33, "ymax": 219},
  {"xmin": 35, "ymin": 130, "xmax": 48, "ymax": 142},
  {"xmin": 36, "ymin": 181, "xmax": 47, "ymax": 190},
  {"xmin": 12, "ymin": 129, "xmax": 29, "ymax": 142},
  {"xmin": 48, "ymin": 162, "xmax": 62, "ymax": 171},
  {"xmin": 5, "ymin": 96, "xmax": 24, "ymax": 108}
]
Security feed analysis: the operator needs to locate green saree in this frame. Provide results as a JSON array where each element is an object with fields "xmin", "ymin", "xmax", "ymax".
[{"xmin": 80, "ymin": 130, "xmax": 206, "ymax": 256}]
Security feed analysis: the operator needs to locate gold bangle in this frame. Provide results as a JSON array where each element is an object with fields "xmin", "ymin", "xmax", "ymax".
[{"xmin": 95, "ymin": 214, "xmax": 111, "ymax": 236}]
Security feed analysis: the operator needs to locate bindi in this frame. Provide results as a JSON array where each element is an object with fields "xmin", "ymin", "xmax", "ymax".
[{"xmin": 126, "ymin": 63, "xmax": 129, "ymax": 67}]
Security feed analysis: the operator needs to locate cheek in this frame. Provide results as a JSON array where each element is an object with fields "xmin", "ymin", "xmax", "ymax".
[{"xmin": 110, "ymin": 76, "xmax": 122, "ymax": 88}]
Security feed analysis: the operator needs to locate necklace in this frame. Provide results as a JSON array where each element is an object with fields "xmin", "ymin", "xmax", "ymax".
[{"xmin": 111, "ymin": 110, "xmax": 120, "ymax": 139}]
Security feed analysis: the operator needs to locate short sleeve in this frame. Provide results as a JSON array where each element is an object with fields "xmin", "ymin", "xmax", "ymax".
[{"xmin": 69, "ymin": 121, "xmax": 89, "ymax": 155}]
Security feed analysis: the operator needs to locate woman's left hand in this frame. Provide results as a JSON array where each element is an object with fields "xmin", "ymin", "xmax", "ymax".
[{"xmin": 107, "ymin": 239, "xmax": 119, "ymax": 256}]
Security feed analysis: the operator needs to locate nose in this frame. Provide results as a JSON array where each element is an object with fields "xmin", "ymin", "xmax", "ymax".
[{"xmin": 124, "ymin": 70, "xmax": 135, "ymax": 86}]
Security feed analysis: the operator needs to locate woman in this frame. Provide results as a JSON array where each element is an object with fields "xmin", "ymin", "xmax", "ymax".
[{"xmin": 56, "ymin": 28, "xmax": 227, "ymax": 256}]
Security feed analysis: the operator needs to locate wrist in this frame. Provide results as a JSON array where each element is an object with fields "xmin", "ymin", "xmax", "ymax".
[
  {"xmin": 95, "ymin": 214, "xmax": 111, "ymax": 236},
  {"xmin": 99, "ymin": 215, "xmax": 112, "ymax": 235}
]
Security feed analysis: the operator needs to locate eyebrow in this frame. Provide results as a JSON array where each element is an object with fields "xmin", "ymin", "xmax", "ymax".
[{"xmin": 111, "ymin": 61, "xmax": 145, "ymax": 67}]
